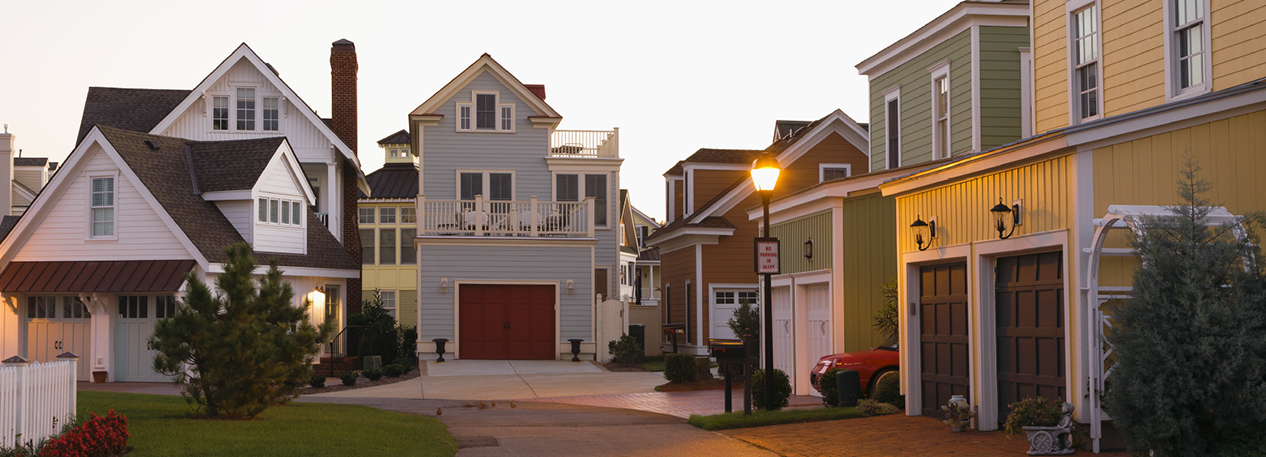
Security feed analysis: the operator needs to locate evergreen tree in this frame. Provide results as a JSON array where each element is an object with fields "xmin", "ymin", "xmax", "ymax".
[
  {"xmin": 150, "ymin": 243, "xmax": 332, "ymax": 418},
  {"xmin": 1103, "ymin": 159, "xmax": 1266, "ymax": 456},
  {"xmin": 727, "ymin": 298, "xmax": 761, "ymax": 349}
]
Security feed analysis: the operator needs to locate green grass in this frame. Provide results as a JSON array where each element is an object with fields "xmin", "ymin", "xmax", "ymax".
[
  {"xmin": 638, "ymin": 356, "xmax": 665, "ymax": 372},
  {"xmin": 78, "ymin": 391, "xmax": 457, "ymax": 457},
  {"xmin": 687, "ymin": 407, "xmax": 867, "ymax": 431}
]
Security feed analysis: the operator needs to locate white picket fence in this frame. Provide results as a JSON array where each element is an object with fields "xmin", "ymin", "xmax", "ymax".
[{"xmin": 0, "ymin": 356, "xmax": 78, "ymax": 449}]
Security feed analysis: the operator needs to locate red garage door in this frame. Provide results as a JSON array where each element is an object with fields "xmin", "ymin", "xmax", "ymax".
[
  {"xmin": 920, "ymin": 262, "xmax": 971, "ymax": 418},
  {"xmin": 459, "ymin": 284, "xmax": 556, "ymax": 360}
]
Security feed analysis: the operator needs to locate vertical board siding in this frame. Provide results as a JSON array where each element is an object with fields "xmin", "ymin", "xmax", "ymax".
[
  {"xmin": 978, "ymin": 26, "xmax": 1031, "ymax": 150},
  {"xmin": 1102, "ymin": 0, "xmax": 1166, "ymax": 117},
  {"xmin": 417, "ymin": 244, "xmax": 591, "ymax": 341},
  {"xmin": 15, "ymin": 145, "xmax": 191, "ymax": 261},
  {"xmin": 870, "ymin": 29, "xmax": 974, "ymax": 170},
  {"xmin": 1034, "ymin": 0, "xmax": 1071, "ymax": 134},
  {"xmin": 769, "ymin": 210, "xmax": 833, "ymax": 275},
  {"xmin": 1211, "ymin": 0, "xmax": 1266, "ymax": 90},
  {"xmin": 253, "ymin": 156, "xmax": 307, "ymax": 254},
  {"xmin": 838, "ymin": 193, "xmax": 899, "ymax": 352},
  {"xmin": 896, "ymin": 155, "xmax": 1072, "ymax": 252}
]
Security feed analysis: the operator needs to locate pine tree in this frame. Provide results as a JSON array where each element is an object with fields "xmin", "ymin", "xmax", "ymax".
[
  {"xmin": 1103, "ymin": 159, "xmax": 1266, "ymax": 456},
  {"xmin": 150, "ymin": 243, "xmax": 332, "ymax": 418}
]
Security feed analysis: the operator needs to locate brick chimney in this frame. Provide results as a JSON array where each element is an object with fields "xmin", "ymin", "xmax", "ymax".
[{"xmin": 331, "ymin": 39, "xmax": 363, "ymax": 313}]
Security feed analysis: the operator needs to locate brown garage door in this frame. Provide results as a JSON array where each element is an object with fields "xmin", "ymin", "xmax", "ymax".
[
  {"xmin": 920, "ymin": 262, "xmax": 970, "ymax": 418},
  {"xmin": 995, "ymin": 251, "xmax": 1065, "ymax": 420},
  {"xmin": 459, "ymin": 284, "xmax": 556, "ymax": 360}
]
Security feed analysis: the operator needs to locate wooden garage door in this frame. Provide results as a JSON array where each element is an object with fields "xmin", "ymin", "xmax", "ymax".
[
  {"xmin": 920, "ymin": 263, "xmax": 970, "ymax": 418},
  {"xmin": 996, "ymin": 251, "xmax": 1065, "ymax": 419},
  {"xmin": 459, "ymin": 285, "xmax": 555, "ymax": 360}
]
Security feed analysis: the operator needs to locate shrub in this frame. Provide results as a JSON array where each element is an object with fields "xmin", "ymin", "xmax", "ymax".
[
  {"xmin": 871, "ymin": 370, "xmax": 903, "ymax": 408},
  {"xmin": 664, "ymin": 353, "xmax": 697, "ymax": 383},
  {"xmin": 819, "ymin": 368, "xmax": 841, "ymax": 407},
  {"xmin": 382, "ymin": 364, "xmax": 406, "ymax": 377},
  {"xmin": 309, "ymin": 375, "xmax": 326, "ymax": 388},
  {"xmin": 752, "ymin": 368, "xmax": 792, "ymax": 411},
  {"xmin": 726, "ymin": 299, "xmax": 760, "ymax": 349},
  {"xmin": 364, "ymin": 369, "xmax": 383, "ymax": 381},
  {"xmin": 872, "ymin": 279, "xmax": 899, "ymax": 345},
  {"xmin": 1003, "ymin": 396, "xmax": 1064, "ymax": 437},
  {"xmin": 36, "ymin": 410, "xmax": 129, "ymax": 457},
  {"xmin": 857, "ymin": 398, "xmax": 902, "ymax": 416},
  {"xmin": 339, "ymin": 371, "xmax": 358, "ymax": 387},
  {"xmin": 393, "ymin": 354, "xmax": 418, "ymax": 368},
  {"xmin": 608, "ymin": 333, "xmax": 644, "ymax": 365},
  {"xmin": 149, "ymin": 243, "xmax": 331, "ymax": 418}
]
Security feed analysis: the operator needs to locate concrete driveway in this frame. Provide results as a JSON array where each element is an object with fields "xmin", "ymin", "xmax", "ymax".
[{"xmin": 306, "ymin": 359, "xmax": 666, "ymax": 401}]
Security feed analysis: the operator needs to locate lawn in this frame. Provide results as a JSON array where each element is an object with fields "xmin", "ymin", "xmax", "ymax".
[
  {"xmin": 638, "ymin": 356, "xmax": 665, "ymax": 372},
  {"xmin": 688, "ymin": 407, "xmax": 866, "ymax": 431},
  {"xmin": 78, "ymin": 391, "xmax": 457, "ymax": 457}
]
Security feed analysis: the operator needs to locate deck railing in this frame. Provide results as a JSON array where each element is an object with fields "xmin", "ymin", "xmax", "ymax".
[
  {"xmin": 550, "ymin": 129, "xmax": 619, "ymax": 159},
  {"xmin": 1, "ymin": 356, "xmax": 78, "ymax": 449},
  {"xmin": 416, "ymin": 195, "xmax": 594, "ymax": 238}
]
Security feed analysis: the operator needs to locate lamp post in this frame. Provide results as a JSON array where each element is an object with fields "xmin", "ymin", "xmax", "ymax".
[{"xmin": 751, "ymin": 152, "xmax": 780, "ymax": 411}]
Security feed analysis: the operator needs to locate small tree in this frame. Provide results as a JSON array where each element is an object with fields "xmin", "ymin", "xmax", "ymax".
[
  {"xmin": 150, "ymin": 243, "xmax": 332, "ymax": 418},
  {"xmin": 872, "ymin": 279, "xmax": 899, "ymax": 345},
  {"xmin": 348, "ymin": 290, "xmax": 399, "ymax": 361},
  {"xmin": 727, "ymin": 298, "xmax": 760, "ymax": 349},
  {"xmin": 1103, "ymin": 159, "xmax": 1266, "ymax": 456}
]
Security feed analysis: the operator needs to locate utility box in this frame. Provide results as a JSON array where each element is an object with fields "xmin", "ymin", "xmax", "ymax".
[
  {"xmin": 628, "ymin": 324, "xmax": 645, "ymax": 351},
  {"xmin": 363, "ymin": 355, "xmax": 382, "ymax": 372},
  {"xmin": 836, "ymin": 369, "xmax": 861, "ymax": 407}
]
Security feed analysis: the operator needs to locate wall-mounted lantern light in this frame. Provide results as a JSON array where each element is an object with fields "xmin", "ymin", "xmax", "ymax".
[
  {"xmin": 804, "ymin": 238, "xmax": 814, "ymax": 260},
  {"xmin": 440, "ymin": 278, "xmax": 449, "ymax": 293},
  {"xmin": 566, "ymin": 279, "xmax": 575, "ymax": 295},
  {"xmin": 911, "ymin": 215, "xmax": 937, "ymax": 251},
  {"xmin": 990, "ymin": 198, "xmax": 1022, "ymax": 239}
]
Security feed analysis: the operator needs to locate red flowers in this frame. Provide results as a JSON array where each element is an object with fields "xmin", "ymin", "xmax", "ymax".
[{"xmin": 36, "ymin": 410, "xmax": 129, "ymax": 457}]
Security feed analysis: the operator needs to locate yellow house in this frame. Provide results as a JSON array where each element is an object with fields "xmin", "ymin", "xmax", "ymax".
[
  {"xmin": 881, "ymin": 0, "xmax": 1266, "ymax": 451},
  {"xmin": 359, "ymin": 130, "xmax": 418, "ymax": 325}
]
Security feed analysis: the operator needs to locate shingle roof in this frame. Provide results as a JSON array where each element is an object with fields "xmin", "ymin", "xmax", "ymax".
[
  {"xmin": 77, "ymin": 87, "xmax": 191, "ymax": 144},
  {"xmin": 190, "ymin": 137, "xmax": 287, "ymax": 193},
  {"xmin": 13, "ymin": 158, "xmax": 47, "ymax": 167},
  {"xmin": 359, "ymin": 163, "xmax": 418, "ymax": 199},
  {"xmin": 0, "ymin": 215, "xmax": 19, "ymax": 242},
  {"xmin": 95, "ymin": 125, "xmax": 357, "ymax": 270},
  {"xmin": 377, "ymin": 129, "xmax": 410, "ymax": 145},
  {"xmin": 637, "ymin": 247, "xmax": 660, "ymax": 261}
]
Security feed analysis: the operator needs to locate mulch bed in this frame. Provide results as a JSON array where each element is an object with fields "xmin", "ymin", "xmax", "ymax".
[
  {"xmin": 298, "ymin": 367, "xmax": 420, "ymax": 395},
  {"xmin": 655, "ymin": 378, "xmax": 732, "ymax": 392}
]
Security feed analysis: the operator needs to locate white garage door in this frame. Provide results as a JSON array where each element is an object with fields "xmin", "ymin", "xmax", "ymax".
[
  {"xmin": 772, "ymin": 286, "xmax": 794, "ymax": 384},
  {"xmin": 114, "ymin": 295, "xmax": 174, "ymax": 382},
  {"xmin": 805, "ymin": 284, "xmax": 832, "ymax": 367},
  {"xmin": 25, "ymin": 296, "xmax": 92, "ymax": 381},
  {"xmin": 711, "ymin": 289, "xmax": 757, "ymax": 341}
]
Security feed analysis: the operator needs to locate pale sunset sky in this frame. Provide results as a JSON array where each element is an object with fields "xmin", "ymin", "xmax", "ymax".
[{"xmin": 0, "ymin": 0, "xmax": 963, "ymax": 220}]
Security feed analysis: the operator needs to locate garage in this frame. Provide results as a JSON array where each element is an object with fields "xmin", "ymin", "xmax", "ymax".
[
  {"xmin": 919, "ymin": 262, "xmax": 969, "ymax": 418},
  {"xmin": 114, "ymin": 295, "xmax": 176, "ymax": 382},
  {"xmin": 995, "ymin": 251, "xmax": 1065, "ymax": 419},
  {"xmin": 25, "ymin": 296, "xmax": 92, "ymax": 381},
  {"xmin": 459, "ymin": 284, "xmax": 556, "ymax": 360}
]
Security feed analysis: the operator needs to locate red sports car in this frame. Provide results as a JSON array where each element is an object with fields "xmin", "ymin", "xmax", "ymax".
[{"xmin": 809, "ymin": 344, "xmax": 899, "ymax": 395}]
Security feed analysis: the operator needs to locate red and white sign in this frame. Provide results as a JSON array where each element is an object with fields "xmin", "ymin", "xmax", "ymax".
[{"xmin": 756, "ymin": 239, "xmax": 779, "ymax": 274}]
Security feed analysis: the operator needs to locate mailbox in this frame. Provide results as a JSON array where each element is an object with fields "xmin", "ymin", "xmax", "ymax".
[
  {"xmin": 662, "ymin": 323, "xmax": 686, "ymax": 334},
  {"xmin": 709, "ymin": 338, "xmax": 746, "ymax": 362}
]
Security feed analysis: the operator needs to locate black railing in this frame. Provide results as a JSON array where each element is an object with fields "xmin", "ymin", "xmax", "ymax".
[{"xmin": 323, "ymin": 324, "xmax": 390, "ymax": 376}]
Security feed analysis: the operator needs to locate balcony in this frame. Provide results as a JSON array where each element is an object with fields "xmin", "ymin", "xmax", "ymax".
[
  {"xmin": 550, "ymin": 129, "xmax": 619, "ymax": 159},
  {"xmin": 417, "ymin": 195, "xmax": 595, "ymax": 238}
]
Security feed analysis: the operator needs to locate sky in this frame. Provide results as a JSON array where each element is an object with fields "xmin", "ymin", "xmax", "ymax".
[{"xmin": 0, "ymin": 0, "xmax": 962, "ymax": 221}]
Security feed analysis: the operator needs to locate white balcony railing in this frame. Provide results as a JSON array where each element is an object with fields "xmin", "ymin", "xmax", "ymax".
[
  {"xmin": 550, "ymin": 129, "xmax": 619, "ymax": 159},
  {"xmin": 417, "ymin": 195, "xmax": 595, "ymax": 238}
]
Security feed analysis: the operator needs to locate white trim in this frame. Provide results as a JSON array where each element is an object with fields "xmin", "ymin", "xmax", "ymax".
[
  {"xmin": 818, "ymin": 163, "xmax": 852, "ymax": 183},
  {"xmin": 200, "ymin": 190, "xmax": 252, "ymax": 201},
  {"xmin": 1068, "ymin": 96, "xmax": 1266, "ymax": 151},
  {"xmin": 856, "ymin": 2, "xmax": 1031, "ymax": 77},
  {"xmin": 684, "ymin": 168, "xmax": 693, "ymax": 216},
  {"xmin": 666, "ymin": 176, "xmax": 683, "ymax": 223},
  {"xmin": 884, "ymin": 87, "xmax": 902, "ymax": 169},
  {"xmin": 1162, "ymin": 0, "xmax": 1213, "ymax": 102},
  {"xmin": 415, "ymin": 236, "xmax": 598, "ymax": 248},
  {"xmin": 1019, "ymin": 47, "xmax": 1034, "ymax": 138},
  {"xmin": 1067, "ymin": 1, "xmax": 1104, "ymax": 125},
  {"xmin": 694, "ymin": 243, "xmax": 704, "ymax": 344},
  {"xmin": 752, "ymin": 163, "xmax": 939, "ymax": 222},
  {"xmin": 450, "ymin": 280, "xmax": 563, "ymax": 360},
  {"xmin": 85, "ymin": 172, "xmax": 119, "ymax": 241},
  {"xmin": 970, "ymin": 26, "xmax": 982, "ymax": 153},
  {"xmin": 680, "ymin": 163, "xmax": 752, "ymax": 172},
  {"xmin": 929, "ymin": 60, "xmax": 953, "ymax": 159},
  {"xmin": 898, "ymin": 243, "xmax": 972, "ymax": 417}
]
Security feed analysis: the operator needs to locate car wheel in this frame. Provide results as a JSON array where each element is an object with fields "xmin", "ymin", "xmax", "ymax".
[{"xmin": 867, "ymin": 368, "xmax": 897, "ymax": 398}]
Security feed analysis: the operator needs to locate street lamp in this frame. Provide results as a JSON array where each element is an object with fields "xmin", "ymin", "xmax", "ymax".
[{"xmin": 751, "ymin": 151, "xmax": 780, "ymax": 411}]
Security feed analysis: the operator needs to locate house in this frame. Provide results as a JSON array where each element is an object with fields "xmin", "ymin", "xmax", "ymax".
[
  {"xmin": 629, "ymin": 203, "xmax": 662, "ymax": 307},
  {"xmin": 619, "ymin": 191, "xmax": 663, "ymax": 356},
  {"xmin": 0, "ymin": 127, "xmax": 60, "ymax": 216},
  {"xmin": 748, "ymin": 0, "xmax": 1032, "ymax": 396},
  {"xmin": 644, "ymin": 110, "xmax": 870, "ymax": 356},
  {"xmin": 0, "ymin": 125, "xmax": 358, "ymax": 382},
  {"xmin": 358, "ymin": 129, "xmax": 418, "ymax": 324},
  {"xmin": 876, "ymin": 0, "xmax": 1266, "ymax": 450},
  {"xmin": 409, "ymin": 54, "xmax": 625, "ymax": 361}
]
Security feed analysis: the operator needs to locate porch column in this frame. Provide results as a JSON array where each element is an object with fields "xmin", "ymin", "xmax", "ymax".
[{"xmin": 81, "ymin": 293, "xmax": 112, "ymax": 382}]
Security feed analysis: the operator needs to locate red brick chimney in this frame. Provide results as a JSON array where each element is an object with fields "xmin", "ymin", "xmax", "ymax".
[{"xmin": 331, "ymin": 38, "xmax": 363, "ymax": 314}]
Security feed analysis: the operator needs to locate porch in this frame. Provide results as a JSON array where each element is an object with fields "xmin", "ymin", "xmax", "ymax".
[
  {"xmin": 549, "ymin": 129, "xmax": 619, "ymax": 159},
  {"xmin": 416, "ymin": 196, "xmax": 595, "ymax": 238}
]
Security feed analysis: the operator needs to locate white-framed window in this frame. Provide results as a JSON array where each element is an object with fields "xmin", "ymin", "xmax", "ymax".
[
  {"xmin": 401, "ymin": 228, "xmax": 417, "ymax": 265},
  {"xmin": 456, "ymin": 91, "xmax": 514, "ymax": 133},
  {"xmin": 212, "ymin": 96, "xmax": 229, "ymax": 131},
  {"xmin": 457, "ymin": 171, "xmax": 514, "ymax": 201},
  {"xmin": 236, "ymin": 87, "xmax": 256, "ymax": 131},
  {"xmin": 715, "ymin": 290, "xmax": 759, "ymax": 306},
  {"xmin": 257, "ymin": 197, "xmax": 303, "ymax": 226},
  {"xmin": 156, "ymin": 295, "xmax": 177, "ymax": 319},
  {"xmin": 379, "ymin": 291, "xmax": 397, "ymax": 318},
  {"xmin": 1166, "ymin": 0, "xmax": 1210, "ymax": 99},
  {"xmin": 210, "ymin": 88, "xmax": 281, "ymax": 132},
  {"xmin": 262, "ymin": 97, "xmax": 279, "ymax": 131},
  {"xmin": 1071, "ymin": 4, "xmax": 1101, "ymax": 122},
  {"xmin": 360, "ymin": 228, "xmax": 374, "ymax": 265},
  {"xmin": 819, "ymin": 164, "xmax": 852, "ymax": 182},
  {"xmin": 883, "ymin": 87, "xmax": 901, "ymax": 169},
  {"xmin": 258, "ymin": 198, "xmax": 267, "ymax": 222},
  {"xmin": 292, "ymin": 201, "xmax": 302, "ymax": 224},
  {"xmin": 555, "ymin": 173, "xmax": 608, "ymax": 227},
  {"xmin": 359, "ymin": 207, "xmax": 375, "ymax": 224},
  {"xmin": 90, "ymin": 176, "xmax": 115, "ymax": 238},
  {"xmin": 929, "ymin": 61, "xmax": 951, "ymax": 159},
  {"xmin": 555, "ymin": 174, "xmax": 580, "ymax": 202},
  {"xmin": 401, "ymin": 206, "xmax": 417, "ymax": 224},
  {"xmin": 379, "ymin": 228, "xmax": 396, "ymax": 265},
  {"xmin": 380, "ymin": 207, "xmax": 397, "ymax": 224}
]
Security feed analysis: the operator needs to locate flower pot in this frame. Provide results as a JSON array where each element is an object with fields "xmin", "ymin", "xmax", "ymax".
[
  {"xmin": 950, "ymin": 424, "xmax": 964, "ymax": 433},
  {"xmin": 1022, "ymin": 425, "xmax": 1075, "ymax": 456},
  {"xmin": 92, "ymin": 370, "xmax": 108, "ymax": 383}
]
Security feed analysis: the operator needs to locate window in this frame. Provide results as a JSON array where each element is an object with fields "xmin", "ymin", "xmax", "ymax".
[
  {"xmin": 236, "ymin": 88, "xmax": 256, "ymax": 130},
  {"xmin": 489, "ymin": 173, "xmax": 512, "ymax": 201},
  {"xmin": 259, "ymin": 198, "xmax": 302, "ymax": 226},
  {"xmin": 292, "ymin": 202, "xmax": 302, "ymax": 224},
  {"xmin": 379, "ymin": 229, "xmax": 396, "ymax": 265},
  {"xmin": 156, "ymin": 296, "xmax": 177, "ymax": 319},
  {"xmin": 819, "ymin": 164, "xmax": 851, "ymax": 182},
  {"xmin": 884, "ymin": 88, "xmax": 901, "ymax": 169},
  {"xmin": 269, "ymin": 198, "xmax": 279, "ymax": 223},
  {"xmin": 62, "ymin": 297, "xmax": 88, "ymax": 319},
  {"xmin": 476, "ymin": 94, "xmax": 496, "ymax": 130},
  {"xmin": 212, "ymin": 96, "xmax": 229, "ymax": 130},
  {"xmin": 500, "ymin": 106, "xmax": 512, "ymax": 131},
  {"xmin": 459, "ymin": 172, "xmax": 513, "ymax": 201},
  {"xmin": 360, "ymin": 229, "xmax": 374, "ymax": 264},
  {"xmin": 1170, "ymin": 0, "xmax": 1208, "ymax": 96},
  {"xmin": 459, "ymin": 105, "xmax": 472, "ymax": 130},
  {"xmin": 263, "ymin": 97, "xmax": 279, "ymax": 131},
  {"xmin": 281, "ymin": 199, "xmax": 290, "ymax": 224},
  {"xmin": 380, "ymin": 207, "xmax": 396, "ymax": 224},
  {"xmin": 460, "ymin": 172, "xmax": 483, "ymax": 200},
  {"xmin": 118, "ymin": 295, "xmax": 148, "ymax": 319},
  {"xmin": 715, "ymin": 290, "xmax": 759, "ymax": 306},
  {"xmin": 557, "ymin": 174, "xmax": 579, "ymax": 201},
  {"xmin": 586, "ymin": 174, "xmax": 607, "ymax": 227},
  {"xmin": 637, "ymin": 225, "xmax": 649, "ymax": 246},
  {"xmin": 1072, "ymin": 5, "xmax": 1101, "ymax": 121},
  {"xmin": 401, "ymin": 207, "xmax": 416, "ymax": 224},
  {"xmin": 401, "ymin": 228, "xmax": 417, "ymax": 264},
  {"xmin": 457, "ymin": 92, "xmax": 513, "ymax": 132},
  {"xmin": 930, "ymin": 63, "xmax": 951, "ymax": 159},
  {"xmin": 27, "ymin": 296, "xmax": 53, "ymax": 319},
  {"xmin": 359, "ymin": 207, "xmax": 375, "ymax": 224},
  {"xmin": 258, "ymin": 198, "xmax": 267, "ymax": 222},
  {"xmin": 380, "ymin": 291, "xmax": 397, "ymax": 318},
  {"xmin": 91, "ymin": 176, "xmax": 114, "ymax": 237}
]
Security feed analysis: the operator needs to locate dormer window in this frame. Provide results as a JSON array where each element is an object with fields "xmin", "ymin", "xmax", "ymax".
[
  {"xmin": 236, "ymin": 88, "xmax": 256, "ymax": 130},
  {"xmin": 456, "ymin": 91, "xmax": 514, "ymax": 133},
  {"xmin": 210, "ymin": 89, "xmax": 282, "ymax": 132},
  {"xmin": 263, "ymin": 97, "xmax": 279, "ymax": 131},
  {"xmin": 212, "ymin": 96, "xmax": 229, "ymax": 131},
  {"xmin": 257, "ymin": 197, "xmax": 303, "ymax": 226}
]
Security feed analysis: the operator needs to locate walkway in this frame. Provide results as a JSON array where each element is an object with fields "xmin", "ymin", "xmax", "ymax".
[
  {"xmin": 306, "ymin": 359, "xmax": 666, "ymax": 400},
  {"xmin": 526, "ymin": 390, "xmax": 824, "ymax": 419}
]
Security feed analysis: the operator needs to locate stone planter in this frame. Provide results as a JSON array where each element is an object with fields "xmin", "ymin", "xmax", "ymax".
[{"xmin": 1022, "ymin": 425, "xmax": 1075, "ymax": 456}]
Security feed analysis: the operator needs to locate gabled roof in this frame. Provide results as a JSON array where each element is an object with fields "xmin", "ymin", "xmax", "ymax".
[
  {"xmin": 0, "ymin": 216, "xmax": 18, "ymax": 241},
  {"xmin": 409, "ymin": 54, "xmax": 561, "ymax": 119},
  {"xmin": 13, "ymin": 157, "xmax": 48, "ymax": 167},
  {"xmin": 377, "ymin": 129, "xmax": 410, "ymax": 145},
  {"xmin": 663, "ymin": 148, "xmax": 763, "ymax": 176},
  {"xmin": 359, "ymin": 163, "xmax": 418, "ymax": 200},
  {"xmin": 856, "ymin": 0, "xmax": 1030, "ymax": 78},
  {"xmin": 77, "ymin": 87, "xmax": 191, "ymax": 144},
  {"xmin": 190, "ymin": 137, "xmax": 287, "ymax": 193}
]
